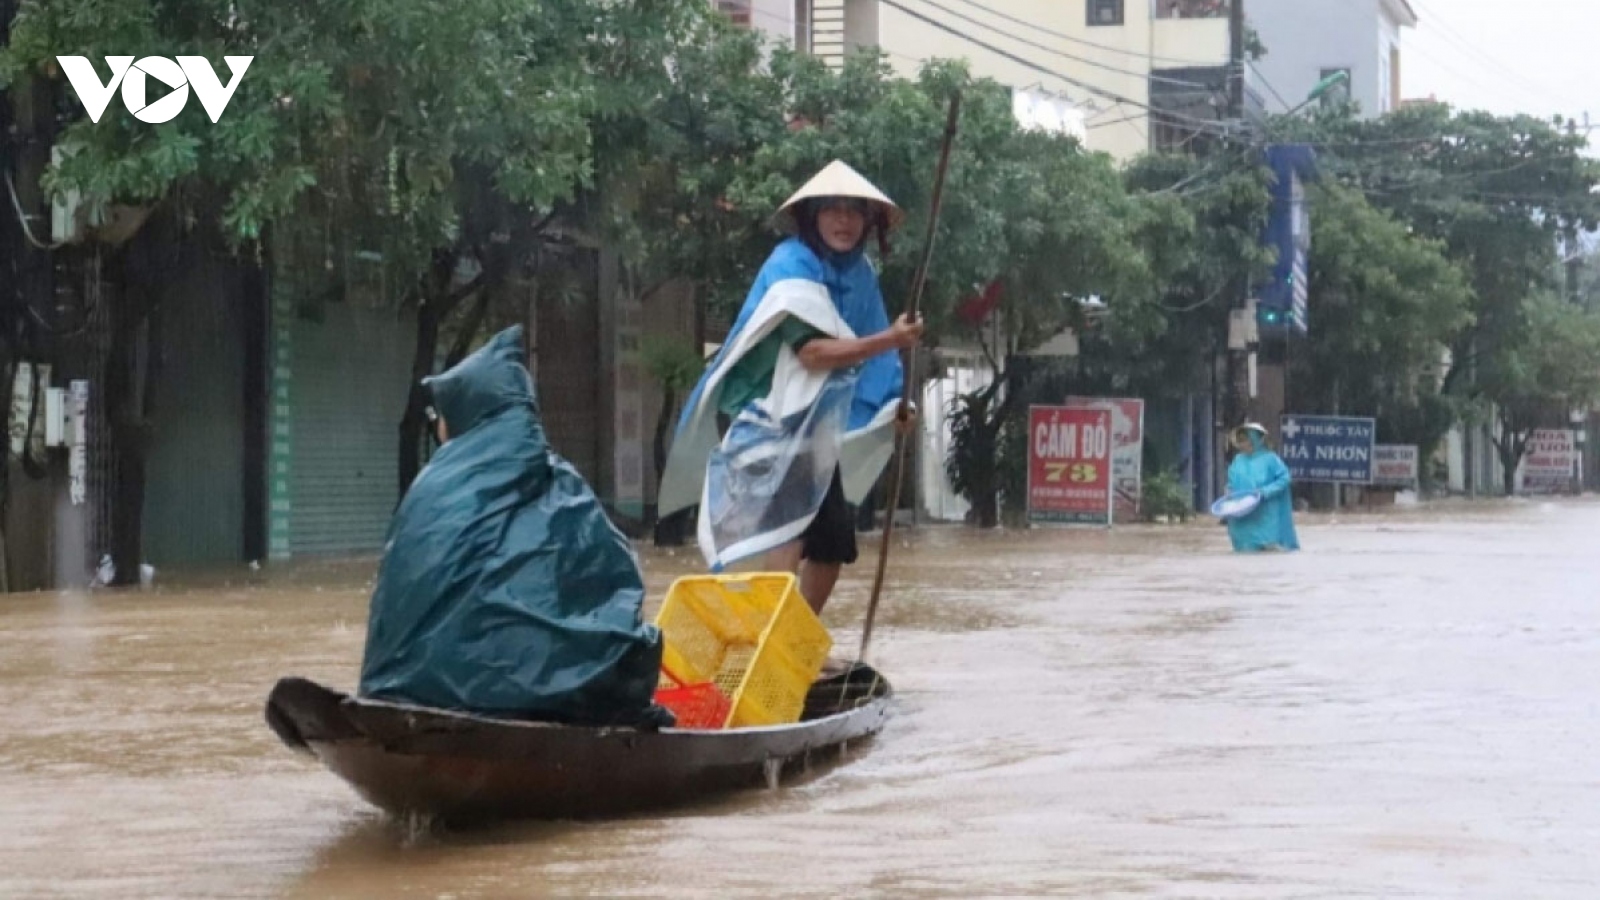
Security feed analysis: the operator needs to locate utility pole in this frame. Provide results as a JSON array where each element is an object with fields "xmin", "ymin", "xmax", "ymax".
[
  {"xmin": 2, "ymin": 7, "xmax": 73, "ymax": 589},
  {"xmin": 1229, "ymin": 0, "xmax": 1246, "ymax": 122},
  {"xmin": 1565, "ymin": 118, "xmax": 1583, "ymax": 305},
  {"xmin": 1220, "ymin": 0, "xmax": 1250, "ymax": 474}
]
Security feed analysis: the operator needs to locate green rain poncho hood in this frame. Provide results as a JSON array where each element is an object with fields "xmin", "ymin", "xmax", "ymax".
[{"xmin": 358, "ymin": 326, "xmax": 668, "ymax": 727}]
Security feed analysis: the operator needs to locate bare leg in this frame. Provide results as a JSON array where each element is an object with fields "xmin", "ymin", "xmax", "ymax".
[
  {"xmin": 765, "ymin": 541, "xmax": 803, "ymax": 576},
  {"xmin": 800, "ymin": 560, "xmax": 843, "ymax": 615}
]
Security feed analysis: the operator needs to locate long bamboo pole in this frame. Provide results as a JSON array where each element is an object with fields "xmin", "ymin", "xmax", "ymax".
[{"xmin": 857, "ymin": 92, "xmax": 962, "ymax": 661}]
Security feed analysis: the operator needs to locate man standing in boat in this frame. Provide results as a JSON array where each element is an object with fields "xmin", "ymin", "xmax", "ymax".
[{"xmin": 659, "ymin": 161, "xmax": 923, "ymax": 614}]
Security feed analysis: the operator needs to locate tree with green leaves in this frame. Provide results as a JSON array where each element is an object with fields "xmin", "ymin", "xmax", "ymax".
[
  {"xmin": 1476, "ymin": 293, "xmax": 1600, "ymax": 494},
  {"xmin": 1275, "ymin": 104, "xmax": 1600, "ymax": 492},
  {"xmin": 722, "ymin": 52, "xmax": 1171, "ymax": 528},
  {"xmin": 1291, "ymin": 182, "xmax": 1474, "ymax": 481},
  {"xmin": 1091, "ymin": 148, "xmax": 1274, "ymax": 402},
  {"xmin": 940, "ymin": 128, "xmax": 1159, "ymax": 527},
  {"xmin": 0, "ymin": 0, "xmax": 731, "ymax": 577},
  {"xmin": 589, "ymin": 18, "xmax": 787, "ymax": 315}
]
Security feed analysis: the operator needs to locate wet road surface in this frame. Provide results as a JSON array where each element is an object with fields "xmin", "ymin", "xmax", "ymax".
[{"xmin": 3, "ymin": 499, "xmax": 1597, "ymax": 897}]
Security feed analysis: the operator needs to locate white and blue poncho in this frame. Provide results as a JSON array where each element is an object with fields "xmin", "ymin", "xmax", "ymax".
[{"xmin": 658, "ymin": 238, "xmax": 905, "ymax": 571}]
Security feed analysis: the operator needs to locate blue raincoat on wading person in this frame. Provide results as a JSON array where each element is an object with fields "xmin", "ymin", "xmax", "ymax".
[
  {"xmin": 658, "ymin": 161, "xmax": 922, "ymax": 602},
  {"xmin": 1225, "ymin": 422, "xmax": 1300, "ymax": 552},
  {"xmin": 359, "ymin": 326, "xmax": 669, "ymax": 727}
]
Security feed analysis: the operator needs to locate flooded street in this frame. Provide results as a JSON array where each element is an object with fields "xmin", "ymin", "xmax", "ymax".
[{"xmin": 4, "ymin": 500, "xmax": 1598, "ymax": 898}]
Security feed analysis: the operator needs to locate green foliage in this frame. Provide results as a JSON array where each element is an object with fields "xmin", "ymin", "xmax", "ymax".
[
  {"xmin": 1483, "ymin": 293, "xmax": 1600, "ymax": 420},
  {"xmin": 1079, "ymin": 148, "xmax": 1274, "ymax": 398},
  {"xmin": 1140, "ymin": 469, "xmax": 1193, "ymax": 523},
  {"xmin": 1272, "ymin": 104, "xmax": 1600, "ymax": 490},
  {"xmin": 21, "ymin": 2, "xmax": 1599, "ymax": 517},
  {"xmin": 994, "ymin": 405, "xmax": 1030, "ymax": 524},
  {"xmin": 1297, "ymin": 182, "xmax": 1473, "ymax": 394},
  {"xmin": 943, "ymin": 388, "xmax": 995, "ymax": 523},
  {"xmin": 2, "ymin": 0, "xmax": 605, "ymax": 261},
  {"xmin": 1276, "ymin": 105, "xmax": 1600, "ymax": 387},
  {"xmin": 1472, "ymin": 293, "xmax": 1600, "ymax": 492},
  {"xmin": 640, "ymin": 336, "xmax": 705, "ymax": 395},
  {"xmin": 1291, "ymin": 182, "xmax": 1474, "ymax": 465}
]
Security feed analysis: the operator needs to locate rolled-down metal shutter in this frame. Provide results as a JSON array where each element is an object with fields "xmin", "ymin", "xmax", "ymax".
[
  {"xmin": 143, "ymin": 259, "xmax": 247, "ymax": 566},
  {"xmin": 287, "ymin": 302, "xmax": 415, "ymax": 556}
]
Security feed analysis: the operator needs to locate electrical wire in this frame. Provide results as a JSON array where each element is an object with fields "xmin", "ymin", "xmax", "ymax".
[
  {"xmin": 901, "ymin": 0, "xmax": 1220, "ymax": 91},
  {"xmin": 5, "ymin": 171, "xmax": 70, "ymax": 251},
  {"xmin": 878, "ymin": 0, "xmax": 1237, "ymax": 134},
  {"xmin": 1248, "ymin": 61, "xmax": 1293, "ymax": 114},
  {"xmin": 939, "ymin": 0, "xmax": 1227, "ymax": 68},
  {"xmin": 1407, "ymin": 0, "xmax": 1590, "ymax": 116}
]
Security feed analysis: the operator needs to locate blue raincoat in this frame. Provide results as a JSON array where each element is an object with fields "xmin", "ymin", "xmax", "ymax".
[
  {"xmin": 359, "ymin": 326, "xmax": 669, "ymax": 726},
  {"xmin": 1225, "ymin": 432, "xmax": 1300, "ymax": 552},
  {"xmin": 657, "ymin": 237, "xmax": 904, "ymax": 570}
]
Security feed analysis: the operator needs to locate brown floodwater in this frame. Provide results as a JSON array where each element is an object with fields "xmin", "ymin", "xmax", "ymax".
[{"xmin": 3, "ymin": 499, "xmax": 1599, "ymax": 898}]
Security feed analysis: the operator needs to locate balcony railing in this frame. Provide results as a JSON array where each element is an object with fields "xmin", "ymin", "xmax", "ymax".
[{"xmin": 1155, "ymin": 0, "xmax": 1227, "ymax": 20}]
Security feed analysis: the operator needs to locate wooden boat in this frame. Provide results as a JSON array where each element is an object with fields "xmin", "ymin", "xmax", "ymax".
[{"xmin": 264, "ymin": 665, "xmax": 892, "ymax": 823}]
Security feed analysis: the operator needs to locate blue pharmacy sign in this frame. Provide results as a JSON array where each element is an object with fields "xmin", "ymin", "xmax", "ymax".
[
  {"xmin": 1259, "ymin": 145, "xmax": 1318, "ymax": 334},
  {"xmin": 1279, "ymin": 414, "xmax": 1375, "ymax": 484}
]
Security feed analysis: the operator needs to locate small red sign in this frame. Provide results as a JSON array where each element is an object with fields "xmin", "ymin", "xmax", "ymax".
[{"xmin": 1027, "ymin": 406, "xmax": 1114, "ymax": 525}]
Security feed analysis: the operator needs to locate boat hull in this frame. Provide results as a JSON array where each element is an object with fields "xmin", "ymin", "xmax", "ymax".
[{"xmin": 265, "ymin": 668, "xmax": 891, "ymax": 822}]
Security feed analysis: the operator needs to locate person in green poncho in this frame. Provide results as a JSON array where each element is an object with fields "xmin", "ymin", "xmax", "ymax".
[{"xmin": 359, "ymin": 326, "xmax": 670, "ymax": 727}]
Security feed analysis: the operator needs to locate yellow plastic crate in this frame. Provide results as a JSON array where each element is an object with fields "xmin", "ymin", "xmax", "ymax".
[{"xmin": 654, "ymin": 573, "xmax": 833, "ymax": 729}]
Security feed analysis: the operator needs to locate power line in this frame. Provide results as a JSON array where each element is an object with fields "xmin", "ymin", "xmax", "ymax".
[
  {"xmin": 745, "ymin": 0, "xmax": 1235, "ymax": 140},
  {"xmin": 1248, "ymin": 61, "xmax": 1292, "ymax": 114},
  {"xmin": 903, "ymin": 0, "xmax": 1220, "ymax": 91},
  {"xmin": 1401, "ymin": 30, "xmax": 1556, "ymax": 115},
  {"xmin": 937, "ymin": 0, "xmax": 1225, "ymax": 68},
  {"xmin": 744, "ymin": 6, "xmax": 940, "ymax": 75},
  {"xmin": 877, "ymin": 0, "xmax": 1236, "ymax": 134},
  {"xmin": 1407, "ymin": 0, "xmax": 1590, "ymax": 115},
  {"xmin": 1087, "ymin": 112, "xmax": 1144, "ymax": 131},
  {"xmin": 742, "ymin": 3, "xmax": 1165, "ymax": 145}
]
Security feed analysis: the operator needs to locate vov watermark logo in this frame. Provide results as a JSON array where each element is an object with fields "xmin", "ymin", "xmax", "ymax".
[{"xmin": 56, "ymin": 56, "xmax": 253, "ymax": 124}]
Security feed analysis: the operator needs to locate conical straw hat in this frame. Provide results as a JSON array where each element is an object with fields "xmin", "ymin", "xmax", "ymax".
[{"xmin": 774, "ymin": 160, "xmax": 905, "ymax": 232}]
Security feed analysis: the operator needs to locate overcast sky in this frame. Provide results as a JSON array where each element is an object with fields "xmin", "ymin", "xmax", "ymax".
[{"xmin": 1404, "ymin": 0, "xmax": 1594, "ymax": 128}]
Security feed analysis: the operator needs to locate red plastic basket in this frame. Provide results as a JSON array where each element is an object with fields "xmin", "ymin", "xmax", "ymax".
[{"xmin": 654, "ymin": 666, "xmax": 732, "ymax": 730}]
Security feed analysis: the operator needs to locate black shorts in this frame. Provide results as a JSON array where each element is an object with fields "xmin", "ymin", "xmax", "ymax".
[{"xmin": 801, "ymin": 469, "xmax": 858, "ymax": 565}]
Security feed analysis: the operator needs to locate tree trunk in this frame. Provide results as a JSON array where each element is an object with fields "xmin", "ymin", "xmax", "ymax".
[
  {"xmin": 969, "ymin": 471, "xmax": 999, "ymax": 528},
  {"xmin": 397, "ymin": 251, "xmax": 474, "ymax": 497},
  {"xmin": 649, "ymin": 386, "xmax": 691, "ymax": 547},
  {"xmin": 398, "ymin": 298, "xmax": 443, "ymax": 497},
  {"xmin": 652, "ymin": 386, "xmax": 676, "ymax": 484},
  {"xmin": 445, "ymin": 287, "xmax": 494, "ymax": 369},
  {"xmin": 1499, "ymin": 440, "xmax": 1519, "ymax": 496},
  {"xmin": 1492, "ymin": 425, "xmax": 1526, "ymax": 497}
]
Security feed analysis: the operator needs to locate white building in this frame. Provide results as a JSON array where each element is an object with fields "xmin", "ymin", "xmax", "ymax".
[
  {"xmin": 1247, "ymin": 0, "xmax": 1418, "ymax": 117},
  {"xmin": 723, "ymin": 0, "xmax": 1236, "ymax": 161}
]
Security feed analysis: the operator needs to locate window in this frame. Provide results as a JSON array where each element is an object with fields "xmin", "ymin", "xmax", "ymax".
[{"xmin": 1087, "ymin": 0, "xmax": 1123, "ymax": 26}]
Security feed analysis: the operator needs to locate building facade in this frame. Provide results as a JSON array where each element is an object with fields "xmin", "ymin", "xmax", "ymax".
[
  {"xmin": 1247, "ymin": 0, "xmax": 1418, "ymax": 117},
  {"xmin": 732, "ymin": 0, "xmax": 1238, "ymax": 160}
]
